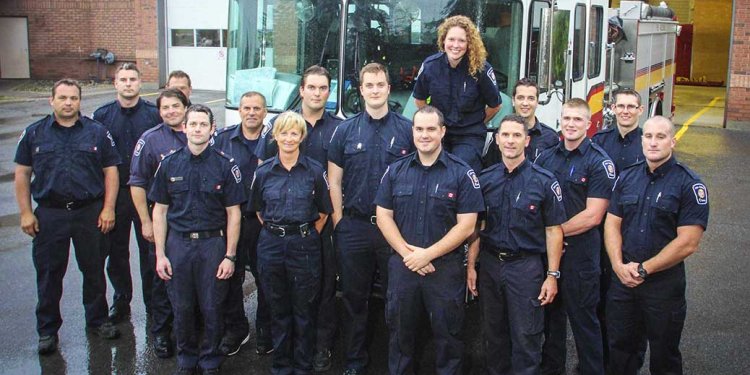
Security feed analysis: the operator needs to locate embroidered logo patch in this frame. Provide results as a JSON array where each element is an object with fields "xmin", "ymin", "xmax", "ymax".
[
  {"xmin": 467, "ymin": 170, "xmax": 480, "ymax": 189},
  {"xmin": 106, "ymin": 131, "xmax": 115, "ymax": 147},
  {"xmin": 487, "ymin": 67, "xmax": 497, "ymax": 85},
  {"xmin": 134, "ymin": 139, "xmax": 145, "ymax": 156},
  {"xmin": 231, "ymin": 165, "xmax": 242, "ymax": 183},
  {"xmin": 603, "ymin": 160, "xmax": 616, "ymax": 179},
  {"xmin": 551, "ymin": 181, "xmax": 563, "ymax": 202},
  {"xmin": 692, "ymin": 183, "xmax": 708, "ymax": 205}
]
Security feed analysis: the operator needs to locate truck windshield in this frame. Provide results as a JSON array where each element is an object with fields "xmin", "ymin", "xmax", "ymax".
[
  {"xmin": 341, "ymin": 0, "xmax": 523, "ymax": 122},
  {"xmin": 226, "ymin": 0, "xmax": 342, "ymax": 112}
]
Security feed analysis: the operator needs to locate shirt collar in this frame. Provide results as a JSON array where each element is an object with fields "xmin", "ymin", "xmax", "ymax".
[
  {"xmin": 119, "ymin": 98, "xmax": 143, "ymax": 114},
  {"xmin": 270, "ymin": 154, "xmax": 310, "ymax": 171},
  {"xmin": 503, "ymin": 158, "xmax": 530, "ymax": 176},
  {"xmin": 409, "ymin": 149, "xmax": 449, "ymax": 169},
  {"xmin": 555, "ymin": 137, "xmax": 592, "ymax": 156},
  {"xmin": 363, "ymin": 110, "xmax": 391, "ymax": 124},
  {"xmin": 183, "ymin": 145, "xmax": 210, "ymax": 161},
  {"xmin": 51, "ymin": 114, "xmax": 84, "ymax": 129},
  {"xmin": 647, "ymin": 155, "xmax": 676, "ymax": 178},
  {"xmin": 528, "ymin": 118, "xmax": 542, "ymax": 135}
]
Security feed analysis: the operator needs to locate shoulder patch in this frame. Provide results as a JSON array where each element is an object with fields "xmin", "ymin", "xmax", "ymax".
[
  {"xmin": 18, "ymin": 129, "xmax": 26, "ymax": 144},
  {"xmin": 134, "ymin": 139, "xmax": 146, "ymax": 156},
  {"xmin": 692, "ymin": 183, "xmax": 708, "ymax": 205},
  {"xmin": 467, "ymin": 169, "xmax": 480, "ymax": 189},
  {"xmin": 602, "ymin": 160, "xmax": 616, "ymax": 179},
  {"xmin": 551, "ymin": 181, "xmax": 563, "ymax": 202},
  {"xmin": 231, "ymin": 165, "xmax": 242, "ymax": 183},
  {"xmin": 106, "ymin": 131, "xmax": 116, "ymax": 147},
  {"xmin": 487, "ymin": 67, "xmax": 497, "ymax": 86}
]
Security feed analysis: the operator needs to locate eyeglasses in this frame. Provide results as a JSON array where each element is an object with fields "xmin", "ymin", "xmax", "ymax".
[{"xmin": 615, "ymin": 104, "xmax": 640, "ymax": 111}]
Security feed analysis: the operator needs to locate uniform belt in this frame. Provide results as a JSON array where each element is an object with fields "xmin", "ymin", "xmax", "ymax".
[
  {"xmin": 485, "ymin": 248, "xmax": 530, "ymax": 262},
  {"xmin": 178, "ymin": 230, "xmax": 224, "ymax": 240},
  {"xmin": 37, "ymin": 197, "xmax": 101, "ymax": 211},
  {"xmin": 264, "ymin": 222, "xmax": 313, "ymax": 238},
  {"xmin": 343, "ymin": 209, "xmax": 377, "ymax": 225}
]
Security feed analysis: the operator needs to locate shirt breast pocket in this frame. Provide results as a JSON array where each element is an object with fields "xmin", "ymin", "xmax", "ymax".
[
  {"xmin": 459, "ymin": 80, "xmax": 480, "ymax": 112},
  {"xmin": 199, "ymin": 177, "xmax": 225, "ymax": 195},
  {"xmin": 344, "ymin": 141, "xmax": 367, "ymax": 169},
  {"xmin": 651, "ymin": 194, "xmax": 679, "ymax": 223},
  {"xmin": 429, "ymin": 188, "xmax": 457, "ymax": 216},
  {"xmin": 32, "ymin": 143, "xmax": 57, "ymax": 170},
  {"xmin": 293, "ymin": 183, "xmax": 315, "ymax": 219},
  {"xmin": 620, "ymin": 194, "xmax": 639, "ymax": 218},
  {"xmin": 393, "ymin": 183, "xmax": 414, "ymax": 209},
  {"xmin": 76, "ymin": 143, "xmax": 101, "ymax": 164},
  {"xmin": 511, "ymin": 197, "xmax": 542, "ymax": 229},
  {"xmin": 386, "ymin": 143, "xmax": 410, "ymax": 162},
  {"xmin": 167, "ymin": 181, "xmax": 189, "ymax": 196},
  {"xmin": 566, "ymin": 173, "xmax": 589, "ymax": 196}
]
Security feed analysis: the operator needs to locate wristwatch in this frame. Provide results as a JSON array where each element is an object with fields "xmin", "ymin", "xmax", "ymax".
[
  {"xmin": 224, "ymin": 255, "xmax": 237, "ymax": 263},
  {"xmin": 637, "ymin": 263, "xmax": 648, "ymax": 279},
  {"xmin": 547, "ymin": 270, "xmax": 561, "ymax": 279}
]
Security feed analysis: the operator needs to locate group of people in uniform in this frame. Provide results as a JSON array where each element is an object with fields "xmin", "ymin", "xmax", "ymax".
[{"xmin": 15, "ymin": 14, "xmax": 708, "ymax": 375}]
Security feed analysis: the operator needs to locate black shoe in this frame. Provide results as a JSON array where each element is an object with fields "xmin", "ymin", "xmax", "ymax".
[
  {"xmin": 173, "ymin": 367, "xmax": 196, "ymax": 375},
  {"xmin": 154, "ymin": 334, "xmax": 174, "ymax": 358},
  {"xmin": 342, "ymin": 369, "xmax": 364, "ymax": 375},
  {"xmin": 202, "ymin": 368, "xmax": 220, "ymax": 375},
  {"xmin": 313, "ymin": 349, "xmax": 332, "ymax": 372},
  {"xmin": 256, "ymin": 340, "xmax": 274, "ymax": 355},
  {"xmin": 219, "ymin": 332, "xmax": 250, "ymax": 356},
  {"xmin": 87, "ymin": 321, "xmax": 120, "ymax": 339},
  {"xmin": 108, "ymin": 301, "xmax": 131, "ymax": 323},
  {"xmin": 38, "ymin": 335, "xmax": 58, "ymax": 355}
]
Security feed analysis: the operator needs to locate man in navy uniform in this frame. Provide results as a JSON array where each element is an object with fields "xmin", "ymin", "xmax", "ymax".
[
  {"xmin": 213, "ymin": 91, "xmax": 271, "ymax": 356},
  {"xmin": 15, "ymin": 78, "xmax": 122, "ymax": 355},
  {"xmin": 166, "ymin": 70, "xmax": 193, "ymax": 106},
  {"xmin": 129, "ymin": 88, "xmax": 189, "ymax": 358},
  {"xmin": 467, "ymin": 114, "xmax": 565, "ymax": 375},
  {"xmin": 328, "ymin": 62, "xmax": 414, "ymax": 375},
  {"xmin": 537, "ymin": 98, "xmax": 616, "ymax": 375},
  {"xmin": 94, "ymin": 63, "xmax": 161, "ymax": 322},
  {"xmin": 591, "ymin": 88, "xmax": 646, "ymax": 366},
  {"xmin": 151, "ymin": 104, "xmax": 245, "ymax": 374},
  {"xmin": 605, "ymin": 116, "xmax": 708, "ymax": 375},
  {"xmin": 376, "ymin": 105, "xmax": 484, "ymax": 374},
  {"xmin": 483, "ymin": 78, "xmax": 559, "ymax": 167},
  {"xmin": 256, "ymin": 65, "xmax": 342, "ymax": 371}
]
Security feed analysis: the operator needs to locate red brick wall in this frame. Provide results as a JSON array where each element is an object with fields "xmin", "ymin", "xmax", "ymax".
[
  {"xmin": 0, "ymin": 0, "xmax": 158, "ymax": 82},
  {"xmin": 727, "ymin": 0, "xmax": 750, "ymax": 128}
]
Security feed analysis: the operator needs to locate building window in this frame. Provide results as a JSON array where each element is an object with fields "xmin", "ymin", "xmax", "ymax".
[
  {"xmin": 171, "ymin": 29, "xmax": 195, "ymax": 47},
  {"xmin": 196, "ymin": 29, "xmax": 220, "ymax": 47},
  {"xmin": 572, "ymin": 4, "xmax": 586, "ymax": 81},
  {"xmin": 588, "ymin": 6, "xmax": 603, "ymax": 78}
]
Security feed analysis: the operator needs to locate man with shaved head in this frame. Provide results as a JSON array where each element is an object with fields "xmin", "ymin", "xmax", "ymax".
[{"xmin": 604, "ymin": 116, "xmax": 709, "ymax": 375}]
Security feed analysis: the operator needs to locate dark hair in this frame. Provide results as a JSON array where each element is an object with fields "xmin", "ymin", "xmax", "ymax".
[
  {"xmin": 156, "ymin": 88, "xmax": 189, "ymax": 108},
  {"xmin": 302, "ymin": 65, "xmax": 332, "ymax": 87},
  {"xmin": 52, "ymin": 78, "xmax": 82, "ymax": 98},
  {"xmin": 240, "ymin": 91, "xmax": 267, "ymax": 107},
  {"xmin": 167, "ymin": 70, "xmax": 192, "ymax": 87},
  {"xmin": 359, "ymin": 62, "xmax": 390, "ymax": 84},
  {"xmin": 115, "ymin": 62, "xmax": 140, "ymax": 78},
  {"xmin": 498, "ymin": 114, "xmax": 529, "ymax": 136},
  {"xmin": 413, "ymin": 105, "xmax": 445, "ymax": 127},
  {"xmin": 185, "ymin": 104, "xmax": 214, "ymax": 125},
  {"xmin": 613, "ymin": 88, "xmax": 642, "ymax": 106},
  {"xmin": 512, "ymin": 77, "xmax": 539, "ymax": 97}
]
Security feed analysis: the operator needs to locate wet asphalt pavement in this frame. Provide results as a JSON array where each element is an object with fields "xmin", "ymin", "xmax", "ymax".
[{"xmin": 0, "ymin": 83, "xmax": 749, "ymax": 374}]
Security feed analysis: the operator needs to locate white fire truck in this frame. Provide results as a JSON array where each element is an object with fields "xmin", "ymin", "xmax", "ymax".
[{"xmin": 224, "ymin": 0, "xmax": 678, "ymax": 136}]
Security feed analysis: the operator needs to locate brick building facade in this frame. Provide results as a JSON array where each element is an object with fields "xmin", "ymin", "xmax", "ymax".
[
  {"xmin": 727, "ymin": 0, "xmax": 750, "ymax": 129},
  {"xmin": 0, "ymin": 0, "xmax": 159, "ymax": 82}
]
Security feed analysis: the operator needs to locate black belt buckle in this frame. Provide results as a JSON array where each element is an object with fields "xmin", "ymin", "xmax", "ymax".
[
  {"xmin": 299, "ymin": 223, "xmax": 310, "ymax": 238},
  {"xmin": 65, "ymin": 201, "xmax": 75, "ymax": 211},
  {"xmin": 370, "ymin": 216, "xmax": 377, "ymax": 225}
]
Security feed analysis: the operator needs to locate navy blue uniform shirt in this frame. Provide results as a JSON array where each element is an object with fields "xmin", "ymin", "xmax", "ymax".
[
  {"xmin": 328, "ymin": 111, "xmax": 414, "ymax": 217},
  {"xmin": 249, "ymin": 155, "xmax": 333, "ymax": 224},
  {"xmin": 255, "ymin": 110, "xmax": 341, "ymax": 165},
  {"xmin": 608, "ymin": 157, "xmax": 709, "ymax": 263},
  {"xmin": 528, "ymin": 120, "xmax": 560, "ymax": 160},
  {"xmin": 413, "ymin": 52, "xmax": 501, "ymax": 136},
  {"xmin": 535, "ymin": 139, "xmax": 616, "ymax": 244},
  {"xmin": 478, "ymin": 159, "xmax": 566, "ymax": 254},
  {"xmin": 128, "ymin": 123, "xmax": 187, "ymax": 189},
  {"xmin": 148, "ymin": 146, "xmax": 247, "ymax": 233},
  {"xmin": 374, "ymin": 150, "xmax": 485, "ymax": 250},
  {"xmin": 15, "ymin": 114, "xmax": 121, "ymax": 202},
  {"xmin": 592, "ymin": 126, "xmax": 644, "ymax": 174},
  {"xmin": 93, "ymin": 98, "xmax": 161, "ymax": 186},
  {"xmin": 213, "ymin": 124, "xmax": 260, "ymax": 206}
]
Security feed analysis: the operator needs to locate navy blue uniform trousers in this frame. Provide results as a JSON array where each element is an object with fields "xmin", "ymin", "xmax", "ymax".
[
  {"xmin": 258, "ymin": 227, "xmax": 322, "ymax": 375},
  {"xmin": 316, "ymin": 218, "xmax": 337, "ymax": 351},
  {"xmin": 222, "ymin": 215, "xmax": 259, "ymax": 340},
  {"xmin": 387, "ymin": 252, "xmax": 465, "ymax": 375},
  {"xmin": 335, "ymin": 216, "xmax": 391, "ymax": 371},
  {"xmin": 607, "ymin": 266, "xmax": 686, "ymax": 375},
  {"xmin": 106, "ymin": 187, "xmax": 153, "ymax": 309},
  {"xmin": 479, "ymin": 252, "xmax": 545, "ymax": 375},
  {"xmin": 165, "ymin": 232, "xmax": 228, "ymax": 370},
  {"xmin": 33, "ymin": 201, "xmax": 108, "ymax": 336}
]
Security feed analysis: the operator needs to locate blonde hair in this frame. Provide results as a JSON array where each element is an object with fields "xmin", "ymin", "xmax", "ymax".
[
  {"xmin": 437, "ymin": 15, "xmax": 488, "ymax": 78},
  {"xmin": 272, "ymin": 111, "xmax": 307, "ymax": 141},
  {"xmin": 563, "ymin": 98, "xmax": 591, "ymax": 119}
]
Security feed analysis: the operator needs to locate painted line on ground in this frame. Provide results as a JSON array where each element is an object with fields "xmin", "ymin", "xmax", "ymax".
[
  {"xmin": 675, "ymin": 96, "xmax": 722, "ymax": 141},
  {"xmin": 141, "ymin": 92, "xmax": 159, "ymax": 97},
  {"xmin": 204, "ymin": 98, "xmax": 226, "ymax": 104}
]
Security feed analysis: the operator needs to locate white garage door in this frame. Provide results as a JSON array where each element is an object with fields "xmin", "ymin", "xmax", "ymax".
[{"xmin": 166, "ymin": 0, "xmax": 229, "ymax": 90}]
